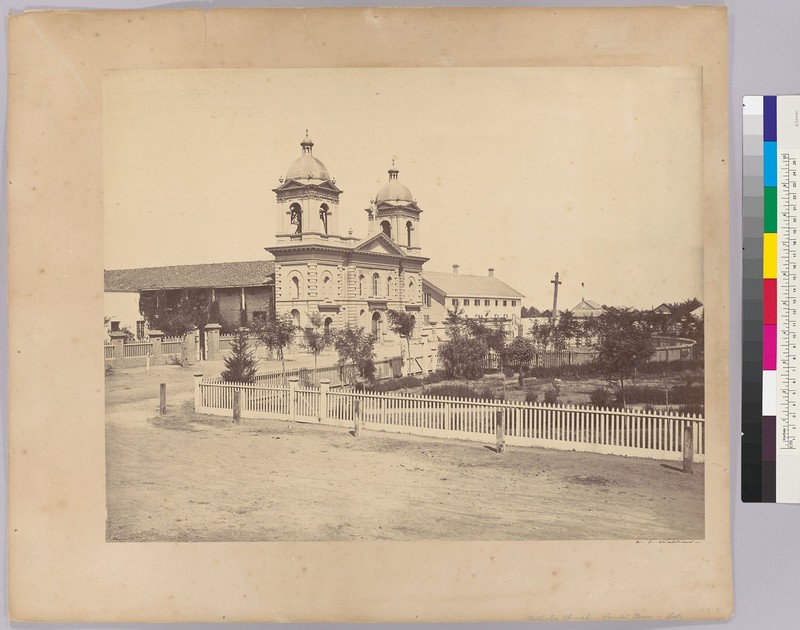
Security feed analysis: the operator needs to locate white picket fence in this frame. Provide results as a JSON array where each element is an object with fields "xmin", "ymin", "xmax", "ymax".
[{"xmin": 194, "ymin": 376, "xmax": 705, "ymax": 462}]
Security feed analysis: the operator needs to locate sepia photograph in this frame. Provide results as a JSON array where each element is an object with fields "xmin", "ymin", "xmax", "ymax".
[
  {"xmin": 103, "ymin": 66, "xmax": 707, "ymax": 543},
  {"xmin": 8, "ymin": 6, "xmax": 733, "ymax": 622}
]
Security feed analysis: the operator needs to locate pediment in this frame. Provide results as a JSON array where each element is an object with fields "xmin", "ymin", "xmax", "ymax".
[{"xmin": 354, "ymin": 232, "xmax": 407, "ymax": 256}]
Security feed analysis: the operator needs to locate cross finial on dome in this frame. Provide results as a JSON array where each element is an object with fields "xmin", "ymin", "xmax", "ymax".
[
  {"xmin": 388, "ymin": 157, "xmax": 399, "ymax": 180},
  {"xmin": 300, "ymin": 129, "xmax": 314, "ymax": 154}
]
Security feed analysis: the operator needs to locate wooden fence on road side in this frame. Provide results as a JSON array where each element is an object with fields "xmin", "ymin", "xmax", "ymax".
[{"xmin": 194, "ymin": 376, "xmax": 705, "ymax": 463}]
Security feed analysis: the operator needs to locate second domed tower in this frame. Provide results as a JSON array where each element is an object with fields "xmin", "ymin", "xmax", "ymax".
[{"xmin": 371, "ymin": 163, "xmax": 422, "ymax": 253}]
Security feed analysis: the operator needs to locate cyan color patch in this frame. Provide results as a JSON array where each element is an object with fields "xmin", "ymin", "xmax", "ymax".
[{"xmin": 764, "ymin": 141, "xmax": 777, "ymax": 186}]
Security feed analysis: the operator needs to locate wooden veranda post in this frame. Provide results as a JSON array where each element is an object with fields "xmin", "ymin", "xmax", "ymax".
[
  {"xmin": 159, "ymin": 383, "xmax": 166, "ymax": 415},
  {"xmin": 683, "ymin": 424, "xmax": 694, "ymax": 474},
  {"xmin": 496, "ymin": 409, "xmax": 506, "ymax": 454}
]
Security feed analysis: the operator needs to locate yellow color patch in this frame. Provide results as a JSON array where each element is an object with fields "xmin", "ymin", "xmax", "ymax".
[{"xmin": 764, "ymin": 233, "xmax": 778, "ymax": 279}]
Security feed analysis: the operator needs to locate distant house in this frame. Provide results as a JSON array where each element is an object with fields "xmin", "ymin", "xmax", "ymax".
[
  {"xmin": 104, "ymin": 260, "xmax": 275, "ymax": 336},
  {"xmin": 421, "ymin": 265, "xmax": 524, "ymax": 337},
  {"xmin": 572, "ymin": 299, "xmax": 605, "ymax": 319},
  {"xmin": 652, "ymin": 302, "xmax": 673, "ymax": 316},
  {"xmin": 690, "ymin": 305, "xmax": 704, "ymax": 319}
]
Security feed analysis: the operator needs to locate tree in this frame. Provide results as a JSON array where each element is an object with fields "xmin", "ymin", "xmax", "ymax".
[
  {"xmin": 252, "ymin": 313, "xmax": 296, "ymax": 381},
  {"xmin": 555, "ymin": 310, "xmax": 580, "ymax": 348},
  {"xmin": 300, "ymin": 313, "xmax": 331, "ymax": 373},
  {"xmin": 221, "ymin": 328, "xmax": 259, "ymax": 383},
  {"xmin": 387, "ymin": 309, "xmax": 416, "ymax": 372},
  {"xmin": 466, "ymin": 316, "xmax": 507, "ymax": 374},
  {"xmin": 592, "ymin": 308, "xmax": 656, "ymax": 407},
  {"xmin": 529, "ymin": 319, "xmax": 554, "ymax": 352},
  {"xmin": 439, "ymin": 335, "xmax": 487, "ymax": 379},
  {"xmin": 333, "ymin": 326, "xmax": 377, "ymax": 386},
  {"xmin": 503, "ymin": 337, "xmax": 536, "ymax": 386},
  {"xmin": 436, "ymin": 307, "xmax": 488, "ymax": 380},
  {"xmin": 139, "ymin": 289, "xmax": 211, "ymax": 365}
]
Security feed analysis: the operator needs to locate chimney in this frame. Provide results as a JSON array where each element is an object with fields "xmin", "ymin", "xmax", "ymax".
[
  {"xmin": 452, "ymin": 264, "xmax": 460, "ymax": 275},
  {"xmin": 488, "ymin": 268, "xmax": 494, "ymax": 277}
]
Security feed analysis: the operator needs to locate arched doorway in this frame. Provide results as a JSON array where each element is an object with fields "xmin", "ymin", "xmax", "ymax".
[
  {"xmin": 324, "ymin": 317, "xmax": 333, "ymax": 335},
  {"xmin": 290, "ymin": 309, "xmax": 301, "ymax": 328},
  {"xmin": 371, "ymin": 311, "xmax": 382, "ymax": 337}
]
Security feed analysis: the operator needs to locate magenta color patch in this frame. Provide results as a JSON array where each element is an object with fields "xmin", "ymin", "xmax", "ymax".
[{"xmin": 763, "ymin": 324, "xmax": 777, "ymax": 370}]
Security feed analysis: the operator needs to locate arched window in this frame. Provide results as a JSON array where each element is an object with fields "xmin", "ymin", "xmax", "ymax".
[
  {"xmin": 322, "ymin": 274, "xmax": 332, "ymax": 299},
  {"xmin": 406, "ymin": 221, "xmax": 413, "ymax": 247},
  {"xmin": 291, "ymin": 276, "xmax": 301, "ymax": 300},
  {"xmin": 408, "ymin": 276, "xmax": 415, "ymax": 299},
  {"xmin": 358, "ymin": 274, "xmax": 365, "ymax": 297},
  {"xmin": 372, "ymin": 311, "xmax": 382, "ymax": 337},
  {"xmin": 289, "ymin": 203, "xmax": 302, "ymax": 234},
  {"xmin": 380, "ymin": 220, "xmax": 391, "ymax": 239},
  {"xmin": 319, "ymin": 203, "xmax": 329, "ymax": 234},
  {"xmin": 386, "ymin": 275, "xmax": 393, "ymax": 297},
  {"xmin": 372, "ymin": 273, "xmax": 380, "ymax": 296}
]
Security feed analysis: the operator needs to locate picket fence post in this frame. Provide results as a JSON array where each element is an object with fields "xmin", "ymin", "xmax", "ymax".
[
  {"xmin": 319, "ymin": 379, "xmax": 330, "ymax": 422},
  {"xmin": 683, "ymin": 424, "xmax": 694, "ymax": 474},
  {"xmin": 289, "ymin": 376, "xmax": 299, "ymax": 422},
  {"xmin": 233, "ymin": 389, "xmax": 241, "ymax": 424},
  {"xmin": 495, "ymin": 409, "xmax": 505, "ymax": 453},
  {"xmin": 193, "ymin": 373, "xmax": 204, "ymax": 411}
]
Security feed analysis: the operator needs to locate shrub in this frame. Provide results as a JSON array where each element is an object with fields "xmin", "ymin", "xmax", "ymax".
[
  {"xmin": 425, "ymin": 383, "xmax": 499, "ymax": 400},
  {"xmin": 677, "ymin": 403, "xmax": 705, "ymax": 417},
  {"xmin": 369, "ymin": 375, "xmax": 422, "ymax": 393},
  {"xmin": 614, "ymin": 384, "xmax": 704, "ymax": 406},
  {"xmin": 422, "ymin": 371, "xmax": 448, "ymax": 385},
  {"xmin": 589, "ymin": 387, "xmax": 613, "ymax": 407},
  {"xmin": 543, "ymin": 386, "xmax": 560, "ymax": 405},
  {"xmin": 524, "ymin": 389, "xmax": 539, "ymax": 404},
  {"xmin": 669, "ymin": 384, "xmax": 705, "ymax": 405},
  {"xmin": 479, "ymin": 387, "xmax": 503, "ymax": 401}
]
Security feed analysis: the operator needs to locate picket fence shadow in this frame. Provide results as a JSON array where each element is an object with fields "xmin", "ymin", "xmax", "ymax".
[{"xmin": 194, "ymin": 376, "xmax": 705, "ymax": 463}]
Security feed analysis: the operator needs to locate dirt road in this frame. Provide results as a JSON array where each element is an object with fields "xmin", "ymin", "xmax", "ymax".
[{"xmin": 106, "ymin": 366, "xmax": 704, "ymax": 542}]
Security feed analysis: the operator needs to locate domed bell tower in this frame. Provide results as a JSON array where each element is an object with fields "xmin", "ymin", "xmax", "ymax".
[
  {"xmin": 273, "ymin": 131, "xmax": 344, "ymax": 243},
  {"xmin": 372, "ymin": 161, "xmax": 423, "ymax": 253}
]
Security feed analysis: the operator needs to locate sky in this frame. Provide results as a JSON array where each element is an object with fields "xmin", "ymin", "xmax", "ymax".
[{"xmin": 104, "ymin": 66, "xmax": 703, "ymax": 310}]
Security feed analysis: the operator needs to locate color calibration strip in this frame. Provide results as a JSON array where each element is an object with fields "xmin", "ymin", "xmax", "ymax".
[{"xmin": 743, "ymin": 95, "xmax": 800, "ymax": 503}]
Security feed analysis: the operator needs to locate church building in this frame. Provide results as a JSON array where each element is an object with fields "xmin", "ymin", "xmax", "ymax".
[
  {"xmin": 266, "ymin": 132, "xmax": 428, "ymax": 340},
  {"xmin": 104, "ymin": 132, "xmax": 524, "ymax": 349}
]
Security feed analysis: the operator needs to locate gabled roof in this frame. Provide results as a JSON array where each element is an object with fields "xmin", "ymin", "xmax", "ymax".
[
  {"xmin": 421, "ymin": 270, "xmax": 524, "ymax": 299},
  {"xmin": 105, "ymin": 260, "xmax": 275, "ymax": 292},
  {"xmin": 353, "ymin": 232, "xmax": 408, "ymax": 257},
  {"xmin": 652, "ymin": 302, "xmax": 673, "ymax": 314},
  {"xmin": 573, "ymin": 299, "xmax": 603, "ymax": 310}
]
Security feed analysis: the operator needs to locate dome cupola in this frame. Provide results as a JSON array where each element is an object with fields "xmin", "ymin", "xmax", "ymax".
[
  {"xmin": 285, "ymin": 130, "xmax": 331, "ymax": 182},
  {"xmin": 375, "ymin": 164, "xmax": 414, "ymax": 204}
]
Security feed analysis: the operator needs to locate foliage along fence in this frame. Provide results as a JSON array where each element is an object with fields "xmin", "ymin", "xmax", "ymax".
[
  {"xmin": 205, "ymin": 356, "xmax": 410, "ymax": 389},
  {"xmin": 194, "ymin": 376, "xmax": 705, "ymax": 463}
]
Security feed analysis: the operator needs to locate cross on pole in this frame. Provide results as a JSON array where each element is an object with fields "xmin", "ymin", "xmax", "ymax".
[{"xmin": 551, "ymin": 272, "xmax": 562, "ymax": 321}]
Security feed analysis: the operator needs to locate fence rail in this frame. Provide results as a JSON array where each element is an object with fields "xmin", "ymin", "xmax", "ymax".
[
  {"xmin": 122, "ymin": 341, "xmax": 153, "ymax": 358},
  {"xmin": 104, "ymin": 344, "xmax": 114, "ymax": 360},
  {"xmin": 161, "ymin": 337, "xmax": 183, "ymax": 355},
  {"xmin": 195, "ymin": 377, "xmax": 705, "ymax": 462}
]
